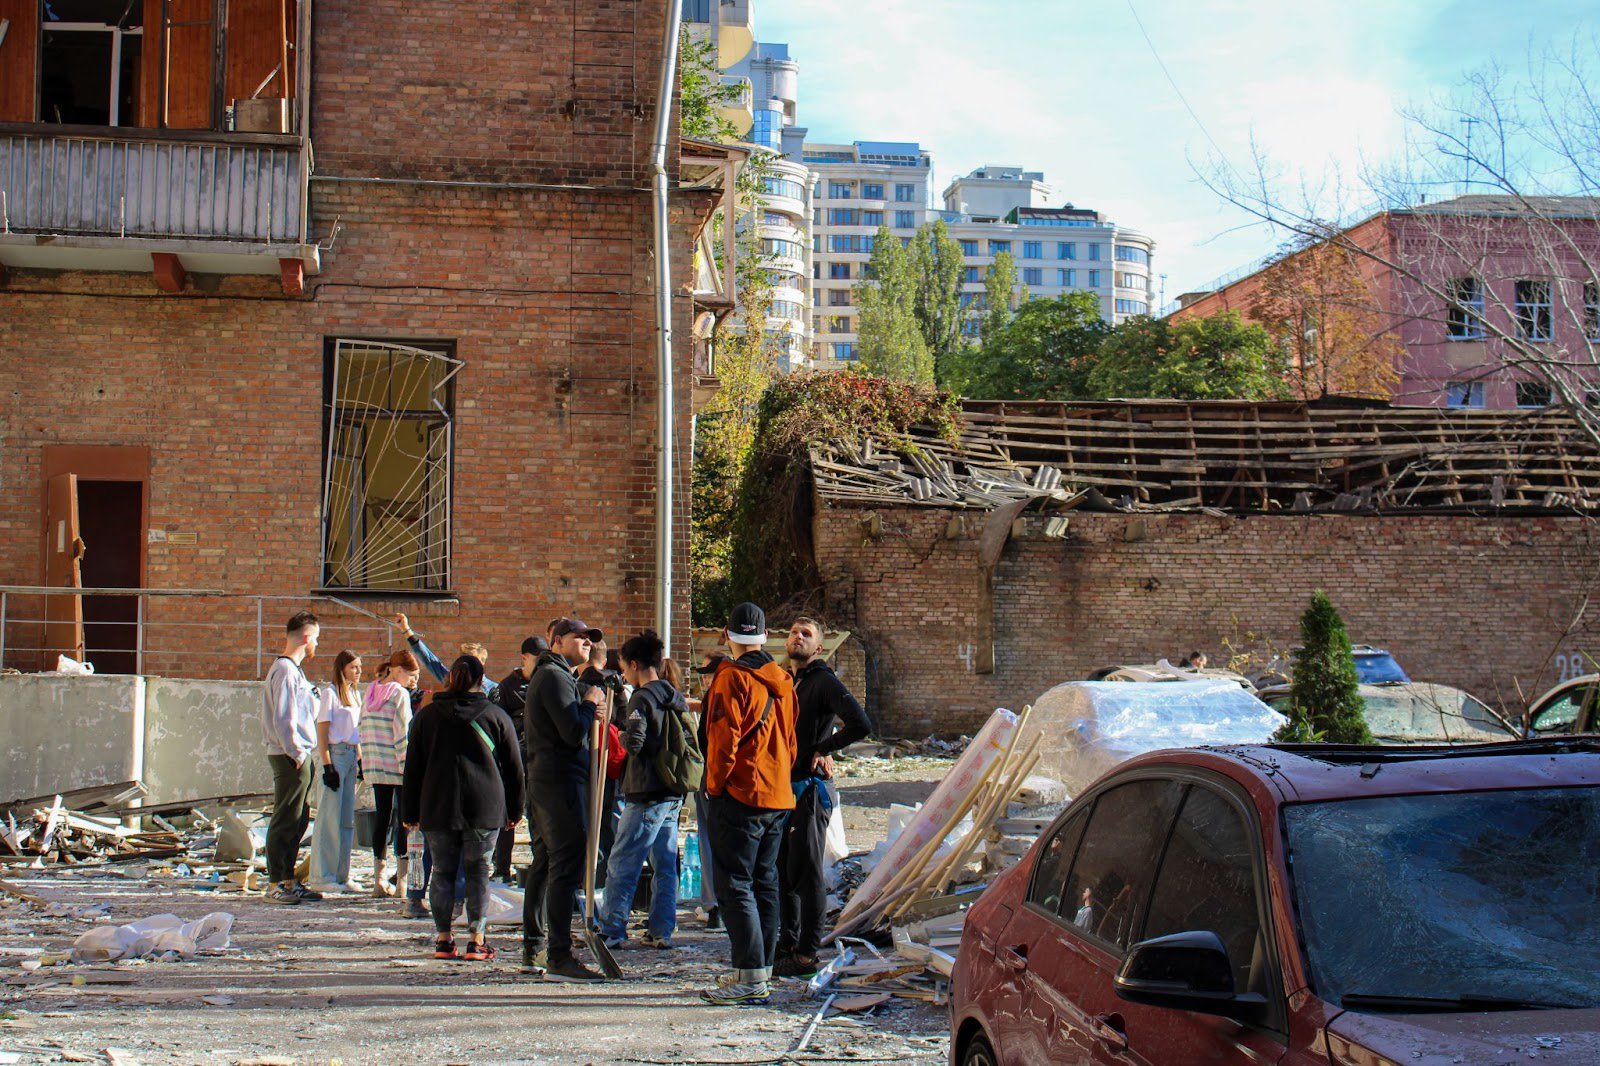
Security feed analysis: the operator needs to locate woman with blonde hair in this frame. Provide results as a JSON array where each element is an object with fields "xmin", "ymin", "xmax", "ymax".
[
  {"xmin": 360, "ymin": 648, "xmax": 420, "ymax": 899},
  {"xmin": 308, "ymin": 650, "xmax": 364, "ymax": 893}
]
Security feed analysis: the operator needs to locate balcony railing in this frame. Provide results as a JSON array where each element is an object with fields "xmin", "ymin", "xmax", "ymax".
[{"xmin": 0, "ymin": 130, "xmax": 306, "ymax": 244}]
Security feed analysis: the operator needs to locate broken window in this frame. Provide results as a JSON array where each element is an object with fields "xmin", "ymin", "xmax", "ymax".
[
  {"xmin": 1445, "ymin": 276, "xmax": 1485, "ymax": 340},
  {"xmin": 1444, "ymin": 380, "xmax": 1484, "ymax": 408},
  {"xmin": 320, "ymin": 339, "xmax": 460, "ymax": 593},
  {"xmin": 1514, "ymin": 278, "xmax": 1553, "ymax": 342},
  {"xmin": 39, "ymin": 0, "xmax": 144, "ymax": 126},
  {"xmin": 1516, "ymin": 380, "xmax": 1553, "ymax": 408}
]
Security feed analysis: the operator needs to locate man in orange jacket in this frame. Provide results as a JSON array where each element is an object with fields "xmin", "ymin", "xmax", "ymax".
[{"xmin": 698, "ymin": 602, "xmax": 798, "ymax": 1005}]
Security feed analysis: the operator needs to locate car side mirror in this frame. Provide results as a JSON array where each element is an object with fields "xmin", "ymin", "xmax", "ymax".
[{"xmin": 1114, "ymin": 931, "xmax": 1266, "ymax": 1023}]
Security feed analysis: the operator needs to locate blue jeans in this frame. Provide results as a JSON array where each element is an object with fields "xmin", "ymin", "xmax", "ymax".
[
  {"xmin": 693, "ymin": 791, "xmax": 719, "ymax": 908},
  {"xmin": 424, "ymin": 828, "xmax": 498, "ymax": 936},
  {"xmin": 599, "ymin": 798, "xmax": 681, "ymax": 941},
  {"xmin": 309, "ymin": 743, "xmax": 359, "ymax": 886}
]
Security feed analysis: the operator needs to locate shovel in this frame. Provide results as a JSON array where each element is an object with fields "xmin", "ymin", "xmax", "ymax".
[{"xmin": 586, "ymin": 708, "xmax": 624, "ymax": 979}]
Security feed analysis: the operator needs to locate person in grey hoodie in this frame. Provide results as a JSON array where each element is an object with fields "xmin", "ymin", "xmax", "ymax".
[
  {"xmin": 402, "ymin": 655, "xmax": 524, "ymax": 961},
  {"xmin": 597, "ymin": 629, "xmax": 688, "ymax": 949},
  {"xmin": 261, "ymin": 611, "xmax": 323, "ymax": 906}
]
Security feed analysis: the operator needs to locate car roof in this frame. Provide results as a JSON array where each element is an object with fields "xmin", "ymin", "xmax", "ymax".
[{"xmin": 1113, "ymin": 738, "xmax": 1600, "ymax": 804}]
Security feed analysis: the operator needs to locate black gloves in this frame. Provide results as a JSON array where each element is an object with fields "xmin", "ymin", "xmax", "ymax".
[
  {"xmin": 357, "ymin": 760, "xmax": 365, "ymax": 781},
  {"xmin": 322, "ymin": 764, "xmax": 341, "ymax": 791}
]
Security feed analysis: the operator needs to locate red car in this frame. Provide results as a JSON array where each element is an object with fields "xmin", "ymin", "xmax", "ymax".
[{"xmin": 950, "ymin": 739, "xmax": 1600, "ymax": 1065}]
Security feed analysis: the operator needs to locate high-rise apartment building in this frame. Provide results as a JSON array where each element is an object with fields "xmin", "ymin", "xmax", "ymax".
[{"xmin": 799, "ymin": 139, "xmax": 936, "ymax": 369}]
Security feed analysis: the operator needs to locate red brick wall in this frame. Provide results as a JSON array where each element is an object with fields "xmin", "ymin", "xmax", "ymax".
[
  {"xmin": 816, "ymin": 506, "xmax": 1600, "ymax": 737},
  {"xmin": 0, "ymin": 0, "xmax": 709, "ymax": 680}
]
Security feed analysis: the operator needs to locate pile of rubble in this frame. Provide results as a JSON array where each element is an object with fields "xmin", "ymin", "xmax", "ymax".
[{"xmin": 814, "ymin": 706, "xmax": 1062, "ymax": 1015}]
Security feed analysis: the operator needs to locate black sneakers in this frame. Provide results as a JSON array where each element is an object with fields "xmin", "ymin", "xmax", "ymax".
[{"xmin": 543, "ymin": 956, "xmax": 605, "ymax": 982}]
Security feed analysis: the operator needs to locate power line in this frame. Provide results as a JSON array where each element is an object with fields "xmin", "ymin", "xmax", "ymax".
[{"xmin": 1123, "ymin": 0, "xmax": 1240, "ymax": 181}]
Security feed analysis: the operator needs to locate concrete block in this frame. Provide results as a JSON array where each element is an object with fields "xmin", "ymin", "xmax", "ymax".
[
  {"xmin": 0, "ymin": 674, "xmax": 145, "ymax": 802},
  {"xmin": 142, "ymin": 678, "xmax": 272, "ymax": 806}
]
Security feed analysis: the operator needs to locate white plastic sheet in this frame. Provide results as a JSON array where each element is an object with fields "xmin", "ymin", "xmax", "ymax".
[
  {"xmin": 70, "ymin": 912, "xmax": 234, "ymax": 963},
  {"xmin": 1035, "ymin": 680, "xmax": 1285, "ymax": 795}
]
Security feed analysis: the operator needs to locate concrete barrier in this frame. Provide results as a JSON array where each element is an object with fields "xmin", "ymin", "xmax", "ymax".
[{"xmin": 142, "ymin": 678, "xmax": 271, "ymax": 805}]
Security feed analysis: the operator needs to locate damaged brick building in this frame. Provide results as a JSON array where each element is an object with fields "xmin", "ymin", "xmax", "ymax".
[
  {"xmin": 0, "ymin": 0, "xmax": 727, "ymax": 672},
  {"xmin": 806, "ymin": 399, "xmax": 1600, "ymax": 736}
]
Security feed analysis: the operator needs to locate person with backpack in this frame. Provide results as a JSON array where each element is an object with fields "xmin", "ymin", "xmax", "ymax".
[
  {"xmin": 698, "ymin": 603, "xmax": 798, "ymax": 1006},
  {"xmin": 597, "ymin": 630, "xmax": 701, "ymax": 950},
  {"xmin": 401, "ymin": 655, "xmax": 524, "ymax": 962}
]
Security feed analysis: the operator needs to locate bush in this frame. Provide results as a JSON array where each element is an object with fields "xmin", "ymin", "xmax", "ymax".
[{"xmin": 1275, "ymin": 590, "xmax": 1372, "ymax": 744}]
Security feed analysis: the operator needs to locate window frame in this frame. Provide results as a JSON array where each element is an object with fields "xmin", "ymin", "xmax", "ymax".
[
  {"xmin": 1446, "ymin": 276, "xmax": 1487, "ymax": 340},
  {"xmin": 1022, "ymin": 241, "xmax": 1043, "ymax": 260},
  {"xmin": 1445, "ymin": 380, "xmax": 1486, "ymax": 408},
  {"xmin": 1585, "ymin": 281, "xmax": 1600, "ymax": 342},
  {"xmin": 1022, "ymin": 267, "xmax": 1042, "ymax": 286},
  {"xmin": 1514, "ymin": 278, "xmax": 1553, "ymax": 342}
]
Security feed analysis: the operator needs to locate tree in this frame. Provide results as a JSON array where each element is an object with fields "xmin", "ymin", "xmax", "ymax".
[
  {"xmin": 958, "ymin": 292, "xmax": 1109, "ymax": 399},
  {"xmin": 1276, "ymin": 591, "xmax": 1372, "ymax": 744},
  {"xmin": 679, "ymin": 30, "xmax": 743, "ymax": 142},
  {"xmin": 981, "ymin": 250, "xmax": 1022, "ymax": 348},
  {"xmin": 1248, "ymin": 234, "xmax": 1404, "ymax": 401},
  {"xmin": 909, "ymin": 220, "xmax": 967, "ymax": 386},
  {"xmin": 1088, "ymin": 311, "xmax": 1289, "ymax": 400},
  {"xmin": 856, "ymin": 225, "xmax": 933, "ymax": 383}
]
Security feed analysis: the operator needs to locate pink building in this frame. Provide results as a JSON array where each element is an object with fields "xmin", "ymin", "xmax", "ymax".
[{"xmin": 1173, "ymin": 195, "xmax": 1600, "ymax": 408}]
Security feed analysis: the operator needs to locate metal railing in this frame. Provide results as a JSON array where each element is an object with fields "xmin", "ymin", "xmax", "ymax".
[{"xmin": 0, "ymin": 586, "xmax": 395, "ymax": 679}]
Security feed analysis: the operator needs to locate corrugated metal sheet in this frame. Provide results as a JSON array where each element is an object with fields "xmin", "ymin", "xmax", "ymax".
[{"xmin": 0, "ymin": 134, "xmax": 303, "ymax": 242}]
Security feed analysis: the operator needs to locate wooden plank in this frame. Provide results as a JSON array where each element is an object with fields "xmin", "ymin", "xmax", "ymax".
[{"xmin": 0, "ymin": 0, "xmax": 39, "ymax": 121}]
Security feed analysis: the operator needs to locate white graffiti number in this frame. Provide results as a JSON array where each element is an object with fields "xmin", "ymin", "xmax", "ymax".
[{"xmin": 1555, "ymin": 652, "xmax": 1593, "ymax": 683}]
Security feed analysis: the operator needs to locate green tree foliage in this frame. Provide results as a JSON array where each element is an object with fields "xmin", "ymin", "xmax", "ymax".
[
  {"xmin": 910, "ymin": 220, "xmax": 967, "ymax": 385},
  {"xmin": 679, "ymin": 30, "xmax": 742, "ymax": 142},
  {"xmin": 981, "ymin": 251, "xmax": 1022, "ymax": 348},
  {"xmin": 856, "ymin": 225, "xmax": 933, "ymax": 383},
  {"xmin": 1275, "ymin": 591, "xmax": 1373, "ymax": 744},
  {"xmin": 957, "ymin": 293, "xmax": 1110, "ymax": 400},
  {"xmin": 1087, "ymin": 312, "xmax": 1288, "ymax": 401}
]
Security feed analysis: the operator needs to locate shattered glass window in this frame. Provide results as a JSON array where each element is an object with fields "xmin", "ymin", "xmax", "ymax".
[
  {"xmin": 1142, "ymin": 786, "xmax": 1266, "ymax": 995},
  {"xmin": 1027, "ymin": 809, "xmax": 1088, "ymax": 916},
  {"xmin": 1284, "ymin": 788, "xmax": 1600, "ymax": 1010},
  {"xmin": 1059, "ymin": 779, "xmax": 1183, "ymax": 951}
]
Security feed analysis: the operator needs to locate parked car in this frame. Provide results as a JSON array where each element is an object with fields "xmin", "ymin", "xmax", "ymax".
[
  {"xmin": 950, "ymin": 739, "xmax": 1600, "ymax": 1066},
  {"xmin": 1524, "ymin": 673, "xmax": 1600, "ymax": 736},
  {"xmin": 1248, "ymin": 644, "xmax": 1411, "ymax": 689},
  {"xmin": 1086, "ymin": 663, "xmax": 1257, "ymax": 691},
  {"xmin": 1256, "ymin": 681, "xmax": 1519, "ymax": 744}
]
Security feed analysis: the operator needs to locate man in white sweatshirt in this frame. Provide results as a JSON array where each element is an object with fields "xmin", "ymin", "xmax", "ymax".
[{"xmin": 262, "ymin": 611, "xmax": 323, "ymax": 904}]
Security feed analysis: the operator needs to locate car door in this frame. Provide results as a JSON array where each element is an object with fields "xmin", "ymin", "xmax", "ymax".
[
  {"xmin": 1016, "ymin": 777, "xmax": 1186, "ymax": 1065},
  {"xmin": 1079, "ymin": 777, "xmax": 1289, "ymax": 1065},
  {"xmin": 1526, "ymin": 679, "xmax": 1598, "ymax": 737}
]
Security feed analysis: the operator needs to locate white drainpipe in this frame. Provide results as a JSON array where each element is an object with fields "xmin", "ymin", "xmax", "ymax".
[{"xmin": 650, "ymin": 1, "xmax": 685, "ymax": 656}]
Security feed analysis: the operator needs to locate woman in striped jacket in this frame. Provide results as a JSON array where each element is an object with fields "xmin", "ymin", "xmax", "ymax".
[{"xmin": 360, "ymin": 648, "xmax": 420, "ymax": 899}]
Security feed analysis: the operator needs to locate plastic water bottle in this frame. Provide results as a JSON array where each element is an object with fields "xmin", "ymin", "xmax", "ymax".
[{"xmin": 679, "ymin": 832, "xmax": 702, "ymax": 899}]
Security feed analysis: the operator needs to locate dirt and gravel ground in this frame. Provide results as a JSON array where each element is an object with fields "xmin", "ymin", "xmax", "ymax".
[{"xmin": 0, "ymin": 754, "xmax": 957, "ymax": 1066}]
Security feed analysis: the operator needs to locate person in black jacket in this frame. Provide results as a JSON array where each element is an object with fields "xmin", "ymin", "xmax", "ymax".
[
  {"xmin": 597, "ymin": 630, "xmax": 688, "ymax": 950},
  {"xmin": 774, "ymin": 617, "xmax": 872, "ymax": 979},
  {"xmin": 402, "ymin": 655, "xmax": 524, "ymax": 963},
  {"xmin": 578, "ymin": 640, "xmax": 626, "ymax": 888},
  {"xmin": 491, "ymin": 635, "xmax": 547, "ymax": 881},
  {"xmin": 520, "ymin": 617, "xmax": 607, "ymax": 981}
]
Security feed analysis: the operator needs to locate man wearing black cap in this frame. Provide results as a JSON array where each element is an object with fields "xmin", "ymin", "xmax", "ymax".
[
  {"xmin": 521, "ymin": 617, "xmax": 607, "ymax": 981},
  {"xmin": 491, "ymin": 635, "xmax": 546, "ymax": 883}
]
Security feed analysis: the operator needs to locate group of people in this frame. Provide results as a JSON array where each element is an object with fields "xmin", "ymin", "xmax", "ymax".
[{"xmin": 257, "ymin": 599, "xmax": 870, "ymax": 1004}]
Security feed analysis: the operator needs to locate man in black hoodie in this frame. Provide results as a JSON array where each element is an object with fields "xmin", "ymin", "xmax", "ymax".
[
  {"xmin": 491, "ymin": 635, "xmax": 547, "ymax": 882},
  {"xmin": 773, "ymin": 617, "xmax": 872, "ymax": 979},
  {"xmin": 521, "ymin": 617, "xmax": 607, "ymax": 981}
]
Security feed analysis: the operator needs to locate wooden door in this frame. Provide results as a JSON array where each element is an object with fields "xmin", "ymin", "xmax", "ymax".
[
  {"xmin": 44, "ymin": 474, "xmax": 86, "ymax": 666},
  {"xmin": 0, "ymin": 0, "xmax": 40, "ymax": 121}
]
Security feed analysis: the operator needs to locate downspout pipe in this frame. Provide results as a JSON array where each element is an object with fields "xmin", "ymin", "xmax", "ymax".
[{"xmin": 650, "ymin": 1, "xmax": 684, "ymax": 656}]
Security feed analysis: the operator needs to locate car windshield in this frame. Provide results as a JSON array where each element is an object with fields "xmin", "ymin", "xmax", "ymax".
[
  {"xmin": 1354, "ymin": 653, "xmax": 1410, "ymax": 684},
  {"xmin": 1360, "ymin": 687, "xmax": 1517, "ymax": 742},
  {"xmin": 1283, "ymin": 787, "xmax": 1600, "ymax": 1010}
]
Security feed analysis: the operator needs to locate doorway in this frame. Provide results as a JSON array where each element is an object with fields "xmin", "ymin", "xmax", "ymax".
[{"xmin": 78, "ymin": 480, "xmax": 143, "ymax": 674}]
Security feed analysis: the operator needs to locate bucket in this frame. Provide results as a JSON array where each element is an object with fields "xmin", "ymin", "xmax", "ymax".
[{"xmin": 355, "ymin": 808, "xmax": 378, "ymax": 849}]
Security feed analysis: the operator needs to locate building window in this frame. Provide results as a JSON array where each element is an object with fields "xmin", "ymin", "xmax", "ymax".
[
  {"xmin": 1059, "ymin": 268, "xmax": 1075, "ymax": 286},
  {"xmin": 1515, "ymin": 279, "xmax": 1552, "ymax": 341},
  {"xmin": 770, "ymin": 300, "xmax": 804, "ymax": 320},
  {"xmin": 1087, "ymin": 243, "xmax": 1102, "ymax": 261},
  {"xmin": 1517, "ymin": 380, "xmax": 1553, "ymax": 407},
  {"xmin": 833, "ymin": 342, "xmax": 857, "ymax": 361},
  {"xmin": 828, "ymin": 181, "xmax": 854, "ymax": 199},
  {"xmin": 812, "ymin": 289, "xmax": 822, "ymax": 306},
  {"xmin": 895, "ymin": 183, "xmax": 917, "ymax": 202},
  {"xmin": 862, "ymin": 210, "xmax": 884, "ymax": 226},
  {"xmin": 1023, "ymin": 267, "xmax": 1042, "ymax": 286},
  {"xmin": 1445, "ymin": 381, "xmax": 1486, "ymax": 408},
  {"xmin": 1585, "ymin": 282, "xmax": 1600, "ymax": 340},
  {"xmin": 960, "ymin": 239, "xmax": 978, "ymax": 255},
  {"xmin": 829, "ymin": 262, "xmax": 852, "ymax": 279},
  {"xmin": 1116, "ymin": 271, "xmax": 1145, "ymax": 289},
  {"xmin": 989, "ymin": 240, "xmax": 1011, "ymax": 255},
  {"xmin": 828, "ymin": 315, "xmax": 851, "ymax": 334},
  {"xmin": 861, "ymin": 182, "xmax": 885, "ymax": 200},
  {"xmin": 829, "ymin": 289, "xmax": 852, "ymax": 306},
  {"xmin": 961, "ymin": 317, "xmax": 981, "ymax": 337},
  {"xmin": 826, "ymin": 208, "xmax": 855, "ymax": 225},
  {"xmin": 762, "ymin": 238, "xmax": 803, "ymax": 259},
  {"xmin": 321, "ymin": 339, "xmax": 459, "ymax": 592},
  {"xmin": 763, "ymin": 176, "xmax": 806, "ymax": 201},
  {"xmin": 1446, "ymin": 276, "xmax": 1486, "ymax": 339},
  {"xmin": 1115, "ymin": 298, "xmax": 1149, "ymax": 314},
  {"xmin": 963, "ymin": 266, "xmax": 980, "ymax": 283},
  {"xmin": 894, "ymin": 210, "xmax": 915, "ymax": 229},
  {"xmin": 1088, "ymin": 269, "xmax": 1101, "ymax": 287},
  {"xmin": 1058, "ymin": 242, "xmax": 1076, "ymax": 260},
  {"xmin": 1023, "ymin": 241, "xmax": 1042, "ymax": 260},
  {"xmin": 828, "ymin": 234, "xmax": 874, "ymax": 253},
  {"xmin": 1115, "ymin": 246, "xmax": 1150, "ymax": 264}
]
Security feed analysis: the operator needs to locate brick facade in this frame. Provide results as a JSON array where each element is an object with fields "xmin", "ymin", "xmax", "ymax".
[
  {"xmin": 816, "ymin": 506, "xmax": 1600, "ymax": 737},
  {"xmin": 0, "ymin": 1, "xmax": 712, "ymax": 678}
]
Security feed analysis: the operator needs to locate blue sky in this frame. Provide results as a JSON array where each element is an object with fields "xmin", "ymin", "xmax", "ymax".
[{"xmin": 759, "ymin": 0, "xmax": 1599, "ymax": 302}]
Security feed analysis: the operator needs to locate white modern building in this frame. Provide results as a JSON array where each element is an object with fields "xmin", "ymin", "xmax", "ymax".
[{"xmin": 797, "ymin": 139, "xmax": 936, "ymax": 369}]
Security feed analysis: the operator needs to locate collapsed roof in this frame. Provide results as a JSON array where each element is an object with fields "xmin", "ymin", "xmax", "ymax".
[{"xmin": 807, "ymin": 398, "xmax": 1600, "ymax": 514}]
